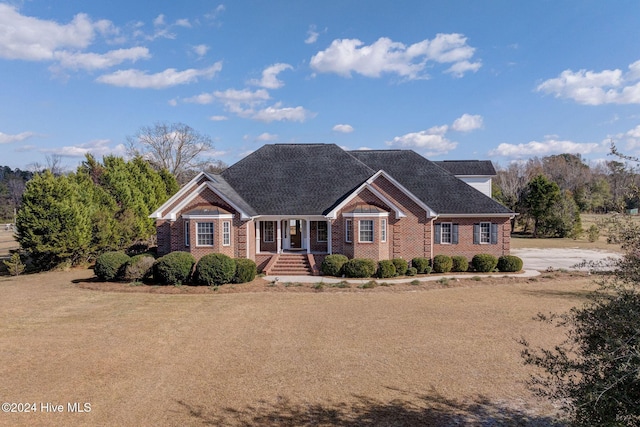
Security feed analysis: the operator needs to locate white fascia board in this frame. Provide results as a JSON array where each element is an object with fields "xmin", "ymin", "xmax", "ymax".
[
  {"xmin": 159, "ymin": 182, "xmax": 251, "ymax": 221},
  {"xmin": 149, "ymin": 171, "xmax": 207, "ymax": 219},
  {"xmin": 342, "ymin": 212, "xmax": 390, "ymax": 218},
  {"xmin": 254, "ymin": 215, "xmax": 328, "ymax": 221},
  {"xmin": 437, "ymin": 213, "xmax": 517, "ymax": 218},
  {"xmin": 182, "ymin": 214, "xmax": 235, "ymax": 220},
  {"xmin": 325, "ymin": 181, "xmax": 406, "ymax": 220},
  {"xmin": 366, "ymin": 170, "xmax": 437, "ymax": 218}
]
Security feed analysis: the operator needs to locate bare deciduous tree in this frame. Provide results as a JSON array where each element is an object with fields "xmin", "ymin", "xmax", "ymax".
[{"xmin": 127, "ymin": 122, "xmax": 214, "ymax": 184}]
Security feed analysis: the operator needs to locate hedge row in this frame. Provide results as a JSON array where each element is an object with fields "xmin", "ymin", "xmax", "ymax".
[
  {"xmin": 94, "ymin": 251, "xmax": 257, "ymax": 286},
  {"xmin": 320, "ymin": 254, "xmax": 523, "ymax": 278}
]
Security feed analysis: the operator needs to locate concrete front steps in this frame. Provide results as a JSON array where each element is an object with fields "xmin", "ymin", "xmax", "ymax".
[{"xmin": 265, "ymin": 253, "xmax": 315, "ymax": 276}]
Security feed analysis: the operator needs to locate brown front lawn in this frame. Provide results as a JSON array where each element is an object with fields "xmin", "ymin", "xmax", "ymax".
[{"xmin": 0, "ymin": 267, "xmax": 591, "ymax": 426}]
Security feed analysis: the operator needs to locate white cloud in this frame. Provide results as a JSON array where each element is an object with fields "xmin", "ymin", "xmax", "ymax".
[
  {"xmin": 332, "ymin": 124, "xmax": 354, "ymax": 133},
  {"xmin": 96, "ymin": 62, "xmax": 222, "ymax": 89},
  {"xmin": 205, "ymin": 5, "xmax": 226, "ymax": 23},
  {"xmin": 0, "ymin": 131, "xmax": 36, "ymax": 144},
  {"xmin": 310, "ymin": 33, "xmax": 481, "ymax": 79},
  {"xmin": 53, "ymin": 47, "xmax": 151, "ymax": 71},
  {"xmin": 305, "ymin": 25, "xmax": 319, "ymax": 44},
  {"xmin": 209, "ymin": 88, "xmax": 270, "ymax": 113},
  {"xmin": 249, "ymin": 63, "xmax": 293, "ymax": 89},
  {"xmin": 209, "ymin": 115, "xmax": 228, "ymax": 121},
  {"xmin": 386, "ymin": 125, "xmax": 457, "ymax": 156},
  {"xmin": 192, "ymin": 44, "xmax": 209, "ymax": 58},
  {"xmin": 488, "ymin": 137, "xmax": 605, "ymax": 159},
  {"xmin": 0, "ymin": 4, "xmax": 103, "ymax": 61},
  {"xmin": 256, "ymin": 132, "xmax": 278, "ymax": 141},
  {"xmin": 451, "ymin": 114, "xmax": 483, "ymax": 132},
  {"xmin": 537, "ymin": 60, "xmax": 640, "ymax": 105},
  {"xmin": 252, "ymin": 104, "xmax": 315, "ymax": 123},
  {"xmin": 39, "ymin": 139, "xmax": 126, "ymax": 158}
]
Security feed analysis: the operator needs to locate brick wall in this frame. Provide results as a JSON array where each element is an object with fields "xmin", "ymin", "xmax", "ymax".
[{"xmin": 433, "ymin": 217, "xmax": 510, "ymax": 260}]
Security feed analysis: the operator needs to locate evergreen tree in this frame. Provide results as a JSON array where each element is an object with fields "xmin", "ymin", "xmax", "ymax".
[{"xmin": 522, "ymin": 175, "xmax": 561, "ymax": 237}]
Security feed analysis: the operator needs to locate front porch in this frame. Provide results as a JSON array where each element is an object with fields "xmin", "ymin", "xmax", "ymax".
[{"xmin": 255, "ymin": 217, "xmax": 332, "ymax": 255}]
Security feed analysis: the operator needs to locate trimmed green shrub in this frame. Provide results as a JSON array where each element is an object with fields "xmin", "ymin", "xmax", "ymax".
[
  {"xmin": 451, "ymin": 256, "xmax": 469, "ymax": 273},
  {"xmin": 153, "ymin": 251, "xmax": 195, "ymax": 286},
  {"xmin": 412, "ymin": 257, "xmax": 431, "ymax": 274},
  {"xmin": 497, "ymin": 255, "xmax": 523, "ymax": 272},
  {"xmin": 194, "ymin": 253, "xmax": 236, "ymax": 286},
  {"xmin": 320, "ymin": 254, "xmax": 349, "ymax": 276},
  {"xmin": 392, "ymin": 258, "xmax": 408, "ymax": 276},
  {"xmin": 121, "ymin": 254, "xmax": 155, "ymax": 281},
  {"xmin": 407, "ymin": 267, "xmax": 418, "ymax": 276},
  {"xmin": 95, "ymin": 251, "xmax": 130, "ymax": 281},
  {"xmin": 377, "ymin": 260, "xmax": 396, "ymax": 278},
  {"xmin": 234, "ymin": 258, "xmax": 257, "ymax": 283},
  {"xmin": 342, "ymin": 258, "xmax": 376, "ymax": 278},
  {"xmin": 432, "ymin": 255, "xmax": 452, "ymax": 274},
  {"xmin": 472, "ymin": 253, "xmax": 499, "ymax": 273}
]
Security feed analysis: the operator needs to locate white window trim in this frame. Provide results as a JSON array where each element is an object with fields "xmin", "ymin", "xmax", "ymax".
[
  {"xmin": 441, "ymin": 222, "xmax": 453, "ymax": 245},
  {"xmin": 381, "ymin": 219, "xmax": 387, "ymax": 243},
  {"xmin": 263, "ymin": 221, "xmax": 275, "ymax": 243},
  {"xmin": 480, "ymin": 221, "xmax": 491, "ymax": 244},
  {"xmin": 345, "ymin": 219, "xmax": 353, "ymax": 243},
  {"xmin": 222, "ymin": 221, "xmax": 231, "ymax": 246},
  {"xmin": 359, "ymin": 219, "xmax": 374, "ymax": 243},
  {"xmin": 317, "ymin": 221, "xmax": 328, "ymax": 243},
  {"xmin": 184, "ymin": 220, "xmax": 190, "ymax": 247},
  {"xmin": 196, "ymin": 222, "xmax": 214, "ymax": 247}
]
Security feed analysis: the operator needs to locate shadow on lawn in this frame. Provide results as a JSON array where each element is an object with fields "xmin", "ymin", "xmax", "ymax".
[{"xmin": 176, "ymin": 388, "xmax": 565, "ymax": 426}]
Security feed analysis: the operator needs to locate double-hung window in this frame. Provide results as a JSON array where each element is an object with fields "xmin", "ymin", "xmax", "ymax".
[
  {"xmin": 262, "ymin": 221, "xmax": 274, "ymax": 242},
  {"xmin": 317, "ymin": 221, "xmax": 328, "ymax": 242},
  {"xmin": 441, "ymin": 223, "xmax": 452, "ymax": 244},
  {"xmin": 359, "ymin": 220, "xmax": 374, "ymax": 243},
  {"xmin": 480, "ymin": 222, "xmax": 491, "ymax": 244},
  {"xmin": 184, "ymin": 220, "xmax": 190, "ymax": 247},
  {"xmin": 222, "ymin": 221, "xmax": 231, "ymax": 246},
  {"xmin": 381, "ymin": 219, "xmax": 387, "ymax": 242},
  {"xmin": 197, "ymin": 222, "xmax": 214, "ymax": 246},
  {"xmin": 345, "ymin": 219, "xmax": 353, "ymax": 243}
]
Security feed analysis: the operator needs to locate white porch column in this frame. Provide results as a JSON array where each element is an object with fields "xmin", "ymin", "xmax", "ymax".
[
  {"xmin": 306, "ymin": 219, "xmax": 311, "ymax": 254},
  {"xmin": 255, "ymin": 221, "xmax": 261, "ymax": 254},
  {"xmin": 327, "ymin": 220, "xmax": 332, "ymax": 254},
  {"xmin": 276, "ymin": 220, "xmax": 282, "ymax": 254}
]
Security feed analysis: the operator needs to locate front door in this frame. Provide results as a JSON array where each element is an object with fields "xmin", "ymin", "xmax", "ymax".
[{"xmin": 289, "ymin": 219, "xmax": 302, "ymax": 249}]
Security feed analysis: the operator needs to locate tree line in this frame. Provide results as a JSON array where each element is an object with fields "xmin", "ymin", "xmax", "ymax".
[{"xmin": 493, "ymin": 151, "xmax": 640, "ymax": 238}]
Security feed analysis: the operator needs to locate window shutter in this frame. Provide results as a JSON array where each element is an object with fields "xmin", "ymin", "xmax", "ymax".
[
  {"xmin": 473, "ymin": 224, "xmax": 480, "ymax": 244},
  {"xmin": 491, "ymin": 223, "xmax": 498, "ymax": 244},
  {"xmin": 434, "ymin": 223, "xmax": 441, "ymax": 244},
  {"xmin": 452, "ymin": 224, "xmax": 459, "ymax": 244}
]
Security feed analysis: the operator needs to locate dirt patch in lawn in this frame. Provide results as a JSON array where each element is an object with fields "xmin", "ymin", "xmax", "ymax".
[{"xmin": 0, "ymin": 267, "xmax": 594, "ymax": 426}]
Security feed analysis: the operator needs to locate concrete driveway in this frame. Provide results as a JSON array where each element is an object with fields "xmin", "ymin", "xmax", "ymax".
[{"xmin": 512, "ymin": 248, "xmax": 620, "ymax": 271}]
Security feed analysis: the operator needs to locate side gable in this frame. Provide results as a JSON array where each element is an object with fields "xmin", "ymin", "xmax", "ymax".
[{"xmin": 349, "ymin": 150, "xmax": 513, "ymax": 216}]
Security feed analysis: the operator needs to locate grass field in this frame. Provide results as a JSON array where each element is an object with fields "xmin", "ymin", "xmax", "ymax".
[{"xmin": 0, "ymin": 268, "xmax": 594, "ymax": 426}]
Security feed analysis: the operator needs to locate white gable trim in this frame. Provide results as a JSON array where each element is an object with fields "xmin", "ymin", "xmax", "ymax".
[
  {"xmin": 325, "ymin": 180, "xmax": 407, "ymax": 220},
  {"xmin": 155, "ymin": 182, "xmax": 251, "ymax": 221},
  {"xmin": 149, "ymin": 172, "xmax": 208, "ymax": 219},
  {"xmin": 368, "ymin": 170, "xmax": 437, "ymax": 217}
]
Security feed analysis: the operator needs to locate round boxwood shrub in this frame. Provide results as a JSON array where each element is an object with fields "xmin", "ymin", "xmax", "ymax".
[
  {"xmin": 320, "ymin": 254, "xmax": 349, "ymax": 276},
  {"xmin": 342, "ymin": 258, "xmax": 376, "ymax": 278},
  {"xmin": 472, "ymin": 253, "xmax": 499, "ymax": 273},
  {"xmin": 497, "ymin": 255, "xmax": 523, "ymax": 272},
  {"xmin": 392, "ymin": 258, "xmax": 408, "ymax": 276},
  {"xmin": 234, "ymin": 258, "xmax": 257, "ymax": 283},
  {"xmin": 194, "ymin": 253, "xmax": 236, "ymax": 286},
  {"xmin": 153, "ymin": 251, "xmax": 196, "ymax": 286},
  {"xmin": 121, "ymin": 254, "xmax": 155, "ymax": 281},
  {"xmin": 432, "ymin": 255, "xmax": 453, "ymax": 274},
  {"xmin": 407, "ymin": 267, "xmax": 418, "ymax": 276},
  {"xmin": 451, "ymin": 256, "xmax": 469, "ymax": 273},
  {"xmin": 411, "ymin": 257, "xmax": 431, "ymax": 274},
  {"xmin": 376, "ymin": 260, "xmax": 396, "ymax": 278},
  {"xmin": 95, "ymin": 251, "xmax": 130, "ymax": 281}
]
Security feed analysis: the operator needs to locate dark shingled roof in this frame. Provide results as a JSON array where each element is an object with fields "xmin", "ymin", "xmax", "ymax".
[
  {"xmin": 221, "ymin": 144, "xmax": 374, "ymax": 215},
  {"xmin": 217, "ymin": 144, "xmax": 512, "ymax": 216},
  {"xmin": 349, "ymin": 150, "xmax": 511, "ymax": 215},
  {"xmin": 434, "ymin": 160, "xmax": 496, "ymax": 176}
]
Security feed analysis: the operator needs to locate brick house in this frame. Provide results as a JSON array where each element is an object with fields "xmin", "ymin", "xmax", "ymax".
[{"xmin": 150, "ymin": 144, "xmax": 515, "ymax": 275}]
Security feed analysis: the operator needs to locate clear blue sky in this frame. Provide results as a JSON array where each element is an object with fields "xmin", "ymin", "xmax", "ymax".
[{"xmin": 1, "ymin": 0, "xmax": 640, "ymax": 170}]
